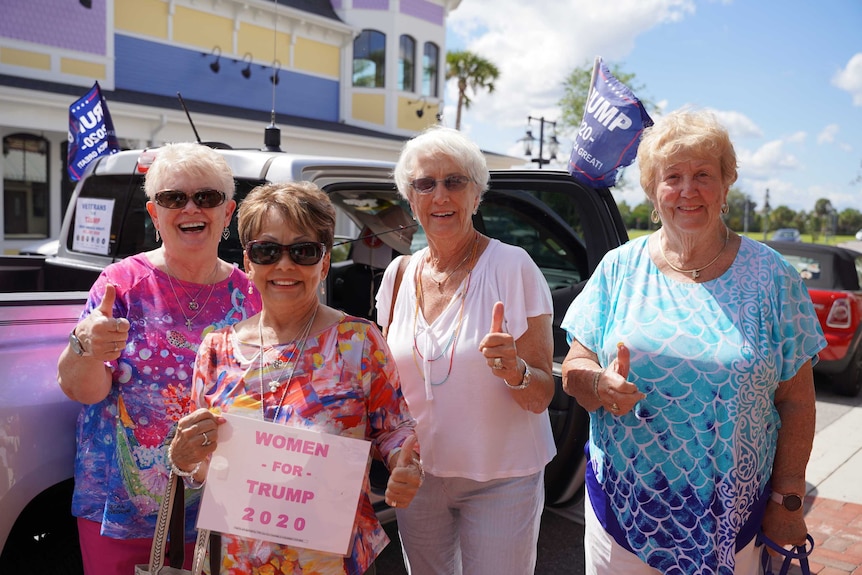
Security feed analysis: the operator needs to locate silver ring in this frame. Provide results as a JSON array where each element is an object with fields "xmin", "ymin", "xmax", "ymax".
[
  {"xmin": 201, "ymin": 431, "xmax": 211, "ymax": 446},
  {"xmin": 113, "ymin": 341, "xmax": 118, "ymax": 352},
  {"xmin": 493, "ymin": 357, "xmax": 503, "ymax": 370},
  {"xmin": 115, "ymin": 318, "xmax": 121, "ymax": 331},
  {"xmin": 611, "ymin": 403, "xmax": 620, "ymax": 412}
]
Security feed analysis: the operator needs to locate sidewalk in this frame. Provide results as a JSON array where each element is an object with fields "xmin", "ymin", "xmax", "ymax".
[{"xmin": 799, "ymin": 389, "xmax": 862, "ymax": 574}]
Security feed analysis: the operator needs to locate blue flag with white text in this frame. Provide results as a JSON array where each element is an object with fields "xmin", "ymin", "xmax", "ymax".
[
  {"xmin": 568, "ymin": 58, "xmax": 653, "ymax": 188},
  {"xmin": 67, "ymin": 82, "xmax": 120, "ymax": 181}
]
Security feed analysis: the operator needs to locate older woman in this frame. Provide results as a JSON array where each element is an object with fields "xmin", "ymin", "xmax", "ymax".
[
  {"xmin": 376, "ymin": 126, "xmax": 556, "ymax": 574},
  {"xmin": 561, "ymin": 109, "xmax": 826, "ymax": 574},
  {"xmin": 168, "ymin": 182, "xmax": 421, "ymax": 575},
  {"xmin": 57, "ymin": 142, "xmax": 260, "ymax": 575}
]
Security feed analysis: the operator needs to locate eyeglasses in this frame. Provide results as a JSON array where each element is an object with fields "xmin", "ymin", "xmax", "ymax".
[
  {"xmin": 154, "ymin": 189, "xmax": 226, "ymax": 209},
  {"xmin": 409, "ymin": 175, "xmax": 473, "ymax": 195},
  {"xmin": 245, "ymin": 241, "xmax": 327, "ymax": 266}
]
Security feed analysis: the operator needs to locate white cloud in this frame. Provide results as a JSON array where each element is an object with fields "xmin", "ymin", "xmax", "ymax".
[
  {"xmin": 737, "ymin": 140, "xmax": 801, "ymax": 177},
  {"xmin": 817, "ymin": 124, "xmax": 839, "ymax": 145},
  {"xmin": 833, "ymin": 53, "xmax": 862, "ymax": 106},
  {"xmin": 709, "ymin": 109, "xmax": 762, "ymax": 139}
]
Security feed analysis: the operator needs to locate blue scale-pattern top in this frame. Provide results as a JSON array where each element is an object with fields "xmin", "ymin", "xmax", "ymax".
[{"xmin": 562, "ymin": 235, "xmax": 825, "ymax": 575}]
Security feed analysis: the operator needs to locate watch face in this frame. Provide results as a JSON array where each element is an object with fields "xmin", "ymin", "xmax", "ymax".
[
  {"xmin": 784, "ymin": 494, "xmax": 803, "ymax": 511},
  {"xmin": 69, "ymin": 332, "xmax": 84, "ymax": 356}
]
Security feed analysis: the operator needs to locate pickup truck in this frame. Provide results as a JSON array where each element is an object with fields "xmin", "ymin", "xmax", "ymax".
[{"xmin": 0, "ymin": 144, "xmax": 628, "ymax": 574}]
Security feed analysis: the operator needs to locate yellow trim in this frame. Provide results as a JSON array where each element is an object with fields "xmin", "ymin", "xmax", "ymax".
[
  {"xmin": 60, "ymin": 58, "xmax": 106, "ymax": 79},
  {"xmin": 294, "ymin": 37, "xmax": 339, "ymax": 77},
  {"xmin": 0, "ymin": 48, "xmax": 51, "ymax": 70},
  {"xmin": 115, "ymin": 0, "xmax": 168, "ymax": 38},
  {"xmin": 352, "ymin": 93, "xmax": 386, "ymax": 125},
  {"xmin": 238, "ymin": 23, "xmax": 291, "ymax": 65},
  {"xmin": 173, "ymin": 6, "xmax": 232, "ymax": 50},
  {"xmin": 397, "ymin": 97, "xmax": 438, "ymax": 131}
]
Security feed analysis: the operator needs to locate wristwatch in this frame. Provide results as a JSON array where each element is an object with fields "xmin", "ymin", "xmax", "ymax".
[
  {"xmin": 504, "ymin": 362, "xmax": 532, "ymax": 390},
  {"xmin": 69, "ymin": 328, "xmax": 89, "ymax": 357},
  {"xmin": 771, "ymin": 490, "xmax": 803, "ymax": 511}
]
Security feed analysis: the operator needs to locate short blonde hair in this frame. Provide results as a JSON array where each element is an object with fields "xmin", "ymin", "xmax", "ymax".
[
  {"xmin": 237, "ymin": 182, "xmax": 335, "ymax": 249},
  {"xmin": 638, "ymin": 109, "xmax": 738, "ymax": 201},
  {"xmin": 143, "ymin": 142, "xmax": 236, "ymax": 201}
]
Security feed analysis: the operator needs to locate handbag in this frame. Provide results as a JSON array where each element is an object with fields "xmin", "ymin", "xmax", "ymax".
[
  {"xmin": 757, "ymin": 532, "xmax": 815, "ymax": 575},
  {"xmin": 134, "ymin": 472, "xmax": 211, "ymax": 575}
]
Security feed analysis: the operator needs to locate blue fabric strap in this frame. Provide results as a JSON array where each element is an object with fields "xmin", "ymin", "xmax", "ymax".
[{"xmin": 757, "ymin": 532, "xmax": 814, "ymax": 575}]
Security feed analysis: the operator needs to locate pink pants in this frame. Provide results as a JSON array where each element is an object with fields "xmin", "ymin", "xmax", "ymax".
[{"xmin": 77, "ymin": 517, "xmax": 196, "ymax": 575}]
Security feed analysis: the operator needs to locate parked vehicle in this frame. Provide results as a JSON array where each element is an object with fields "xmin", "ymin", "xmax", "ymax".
[
  {"xmin": 767, "ymin": 241, "xmax": 862, "ymax": 397},
  {"xmin": 0, "ymin": 143, "xmax": 628, "ymax": 573},
  {"xmin": 770, "ymin": 228, "xmax": 802, "ymax": 242},
  {"xmin": 856, "ymin": 229, "xmax": 862, "ymax": 241}
]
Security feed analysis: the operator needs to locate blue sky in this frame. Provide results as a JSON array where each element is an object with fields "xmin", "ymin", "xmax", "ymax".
[{"xmin": 445, "ymin": 0, "xmax": 862, "ymax": 214}]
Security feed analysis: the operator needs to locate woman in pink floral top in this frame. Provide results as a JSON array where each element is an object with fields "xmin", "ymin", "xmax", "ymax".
[{"xmin": 169, "ymin": 182, "xmax": 421, "ymax": 575}]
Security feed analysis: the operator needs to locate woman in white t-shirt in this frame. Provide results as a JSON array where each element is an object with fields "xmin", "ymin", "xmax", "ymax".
[{"xmin": 376, "ymin": 126, "xmax": 556, "ymax": 575}]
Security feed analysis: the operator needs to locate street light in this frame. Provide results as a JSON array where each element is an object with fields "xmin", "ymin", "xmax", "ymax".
[
  {"xmin": 762, "ymin": 188, "xmax": 771, "ymax": 241},
  {"xmin": 519, "ymin": 116, "xmax": 559, "ymax": 169}
]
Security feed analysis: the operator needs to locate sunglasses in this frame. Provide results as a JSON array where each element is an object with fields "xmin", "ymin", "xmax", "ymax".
[
  {"xmin": 409, "ymin": 175, "xmax": 472, "ymax": 195},
  {"xmin": 154, "ymin": 189, "xmax": 226, "ymax": 209},
  {"xmin": 246, "ymin": 241, "xmax": 327, "ymax": 266}
]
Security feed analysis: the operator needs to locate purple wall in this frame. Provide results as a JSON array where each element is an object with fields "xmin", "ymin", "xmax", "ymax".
[
  {"xmin": 400, "ymin": 0, "xmax": 444, "ymax": 25},
  {"xmin": 353, "ymin": 0, "xmax": 390, "ymax": 9},
  {"xmin": 0, "ymin": 0, "xmax": 107, "ymax": 55}
]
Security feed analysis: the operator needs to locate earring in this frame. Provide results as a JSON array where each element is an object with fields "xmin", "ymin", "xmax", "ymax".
[
  {"xmin": 155, "ymin": 229, "xmax": 161, "ymax": 243},
  {"xmin": 651, "ymin": 209, "xmax": 660, "ymax": 224},
  {"xmin": 319, "ymin": 282, "xmax": 326, "ymax": 296},
  {"xmin": 248, "ymin": 283, "xmax": 254, "ymax": 295},
  {"xmin": 721, "ymin": 203, "xmax": 729, "ymax": 215},
  {"xmin": 222, "ymin": 227, "xmax": 230, "ymax": 240}
]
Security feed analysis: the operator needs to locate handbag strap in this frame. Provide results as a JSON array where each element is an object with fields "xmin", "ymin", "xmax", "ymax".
[
  {"xmin": 758, "ymin": 532, "xmax": 815, "ymax": 575},
  {"xmin": 148, "ymin": 471, "xmax": 180, "ymax": 573},
  {"xmin": 386, "ymin": 255, "xmax": 410, "ymax": 333},
  {"xmin": 168, "ymin": 473, "xmax": 185, "ymax": 568}
]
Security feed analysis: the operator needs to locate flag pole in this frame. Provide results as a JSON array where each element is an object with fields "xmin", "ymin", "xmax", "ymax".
[{"xmin": 588, "ymin": 56, "xmax": 600, "ymax": 101}]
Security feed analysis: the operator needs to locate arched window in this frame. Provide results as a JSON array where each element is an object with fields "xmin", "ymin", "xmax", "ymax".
[
  {"xmin": 353, "ymin": 30, "xmax": 386, "ymax": 88},
  {"xmin": 423, "ymin": 42, "xmax": 439, "ymax": 97},
  {"xmin": 3, "ymin": 134, "xmax": 49, "ymax": 239},
  {"xmin": 398, "ymin": 35, "xmax": 416, "ymax": 92}
]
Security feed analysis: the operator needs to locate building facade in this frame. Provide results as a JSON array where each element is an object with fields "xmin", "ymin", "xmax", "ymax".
[{"xmin": 0, "ymin": 0, "xmax": 516, "ymax": 254}]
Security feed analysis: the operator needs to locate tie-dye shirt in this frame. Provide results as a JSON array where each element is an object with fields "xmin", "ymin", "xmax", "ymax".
[
  {"xmin": 71, "ymin": 253, "xmax": 260, "ymax": 540},
  {"xmin": 192, "ymin": 314, "xmax": 415, "ymax": 575},
  {"xmin": 562, "ymin": 235, "xmax": 825, "ymax": 575}
]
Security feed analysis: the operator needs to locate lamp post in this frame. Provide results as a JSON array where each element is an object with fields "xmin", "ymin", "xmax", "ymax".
[
  {"xmin": 519, "ymin": 116, "xmax": 559, "ymax": 169},
  {"xmin": 762, "ymin": 188, "xmax": 771, "ymax": 241}
]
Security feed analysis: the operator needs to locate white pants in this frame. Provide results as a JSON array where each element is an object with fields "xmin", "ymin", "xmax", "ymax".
[
  {"xmin": 583, "ymin": 486, "xmax": 762, "ymax": 575},
  {"xmin": 395, "ymin": 470, "xmax": 545, "ymax": 575}
]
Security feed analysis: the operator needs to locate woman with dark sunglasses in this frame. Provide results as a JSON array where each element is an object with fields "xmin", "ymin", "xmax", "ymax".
[
  {"xmin": 376, "ymin": 126, "xmax": 557, "ymax": 575},
  {"xmin": 57, "ymin": 142, "xmax": 261, "ymax": 575},
  {"xmin": 168, "ymin": 182, "xmax": 422, "ymax": 575}
]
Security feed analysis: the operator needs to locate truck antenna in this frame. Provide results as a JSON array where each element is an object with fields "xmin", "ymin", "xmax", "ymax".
[{"xmin": 176, "ymin": 92, "xmax": 202, "ymax": 143}]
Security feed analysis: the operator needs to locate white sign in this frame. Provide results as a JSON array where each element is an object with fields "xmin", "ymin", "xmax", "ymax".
[
  {"xmin": 196, "ymin": 413, "xmax": 372, "ymax": 556},
  {"xmin": 72, "ymin": 197, "xmax": 114, "ymax": 255}
]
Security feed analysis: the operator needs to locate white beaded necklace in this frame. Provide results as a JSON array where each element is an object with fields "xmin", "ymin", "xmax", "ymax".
[
  {"xmin": 257, "ymin": 307, "xmax": 317, "ymax": 421},
  {"xmin": 659, "ymin": 226, "xmax": 730, "ymax": 280}
]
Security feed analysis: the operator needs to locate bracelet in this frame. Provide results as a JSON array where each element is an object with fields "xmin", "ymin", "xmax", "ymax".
[
  {"xmin": 592, "ymin": 369, "xmax": 604, "ymax": 400},
  {"xmin": 167, "ymin": 443, "xmax": 202, "ymax": 478}
]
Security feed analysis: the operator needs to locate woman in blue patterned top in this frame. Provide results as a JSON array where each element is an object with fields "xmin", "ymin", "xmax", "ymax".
[{"xmin": 561, "ymin": 109, "xmax": 825, "ymax": 575}]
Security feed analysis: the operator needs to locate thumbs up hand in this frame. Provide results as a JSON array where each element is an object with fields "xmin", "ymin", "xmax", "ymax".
[
  {"xmin": 385, "ymin": 434, "xmax": 423, "ymax": 509},
  {"xmin": 598, "ymin": 342, "xmax": 645, "ymax": 416},
  {"xmin": 479, "ymin": 301, "xmax": 519, "ymax": 380},
  {"xmin": 79, "ymin": 284, "xmax": 130, "ymax": 359}
]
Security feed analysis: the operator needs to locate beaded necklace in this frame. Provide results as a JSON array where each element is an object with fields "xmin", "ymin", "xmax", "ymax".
[
  {"xmin": 411, "ymin": 235, "xmax": 479, "ymax": 386},
  {"xmin": 257, "ymin": 307, "xmax": 317, "ymax": 421}
]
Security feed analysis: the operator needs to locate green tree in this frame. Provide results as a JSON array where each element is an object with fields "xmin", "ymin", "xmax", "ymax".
[
  {"xmin": 632, "ymin": 201, "xmax": 654, "ymax": 231},
  {"xmin": 445, "ymin": 51, "xmax": 500, "ymax": 131},
  {"xmin": 839, "ymin": 208, "xmax": 862, "ymax": 235}
]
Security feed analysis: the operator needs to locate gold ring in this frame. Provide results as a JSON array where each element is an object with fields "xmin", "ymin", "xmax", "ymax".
[
  {"xmin": 611, "ymin": 403, "xmax": 620, "ymax": 412},
  {"xmin": 493, "ymin": 357, "xmax": 503, "ymax": 370},
  {"xmin": 113, "ymin": 341, "xmax": 118, "ymax": 352}
]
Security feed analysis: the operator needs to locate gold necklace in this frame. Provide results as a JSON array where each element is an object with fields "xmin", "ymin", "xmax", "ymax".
[
  {"xmin": 164, "ymin": 261, "xmax": 219, "ymax": 329},
  {"xmin": 257, "ymin": 307, "xmax": 317, "ymax": 421},
  {"xmin": 659, "ymin": 227, "xmax": 730, "ymax": 279},
  {"xmin": 427, "ymin": 233, "xmax": 479, "ymax": 291}
]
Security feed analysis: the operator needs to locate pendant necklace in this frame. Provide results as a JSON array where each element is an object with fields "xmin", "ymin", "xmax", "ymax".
[
  {"xmin": 659, "ymin": 226, "xmax": 730, "ymax": 280},
  {"xmin": 411, "ymin": 234, "xmax": 479, "ymax": 386},
  {"xmin": 427, "ymin": 234, "xmax": 478, "ymax": 291},
  {"xmin": 165, "ymin": 261, "xmax": 219, "ymax": 329},
  {"xmin": 257, "ymin": 307, "xmax": 317, "ymax": 421}
]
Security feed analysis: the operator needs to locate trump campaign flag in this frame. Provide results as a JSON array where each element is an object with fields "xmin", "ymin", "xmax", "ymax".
[
  {"xmin": 568, "ymin": 57, "xmax": 653, "ymax": 188},
  {"xmin": 67, "ymin": 82, "xmax": 120, "ymax": 181}
]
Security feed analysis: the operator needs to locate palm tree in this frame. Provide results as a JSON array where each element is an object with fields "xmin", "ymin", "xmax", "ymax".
[{"xmin": 445, "ymin": 51, "xmax": 500, "ymax": 130}]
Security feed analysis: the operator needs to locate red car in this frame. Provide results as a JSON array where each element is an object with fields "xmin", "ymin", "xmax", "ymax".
[{"xmin": 767, "ymin": 241, "xmax": 862, "ymax": 397}]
